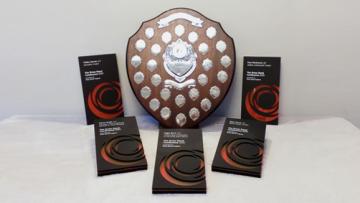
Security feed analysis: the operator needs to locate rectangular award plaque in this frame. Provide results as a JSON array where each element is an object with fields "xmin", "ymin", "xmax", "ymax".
[
  {"xmin": 78, "ymin": 54, "xmax": 123, "ymax": 125},
  {"xmin": 241, "ymin": 56, "xmax": 281, "ymax": 125},
  {"xmin": 152, "ymin": 128, "xmax": 206, "ymax": 193},
  {"xmin": 212, "ymin": 118, "xmax": 266, "ymax": 177},
  {"xmin": 94, "ymin": 117, "xmax": 147, "ymax": 176}
]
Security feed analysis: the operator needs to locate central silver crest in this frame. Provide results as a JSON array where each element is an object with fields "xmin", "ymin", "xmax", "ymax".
[{"xmin": 163, "ymin": 39, "xmax": 197, "ymax": 83}]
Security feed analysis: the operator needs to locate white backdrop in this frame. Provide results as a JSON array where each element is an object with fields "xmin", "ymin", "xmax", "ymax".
[{"xmin": 1, "ymin": 0, "xmax": 359, "ymax": 127}]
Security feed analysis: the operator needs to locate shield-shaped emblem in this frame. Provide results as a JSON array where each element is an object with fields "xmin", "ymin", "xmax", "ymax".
[{"xmin": 126, "ymin": 8, "xmax": 236, "ymax": 128}]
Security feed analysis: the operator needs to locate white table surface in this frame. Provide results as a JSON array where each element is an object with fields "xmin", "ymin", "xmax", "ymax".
[{"xmin": 0, "ymin": 115, "xmax": 359, "ymax": 203}]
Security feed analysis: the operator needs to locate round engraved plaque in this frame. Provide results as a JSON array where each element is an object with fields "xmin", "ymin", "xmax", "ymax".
[{"xmin": 126, "ymin": 8, "xmax": 236, "ymax": 128}]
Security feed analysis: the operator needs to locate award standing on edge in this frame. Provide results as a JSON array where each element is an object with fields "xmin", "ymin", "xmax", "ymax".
[
  {"xmin": 78, "ymin": 54, "xmax": 124, "ymax": 125},
  {"xmin": 241, "ymin": 57, "xmax": 281, "ymax": 125}
]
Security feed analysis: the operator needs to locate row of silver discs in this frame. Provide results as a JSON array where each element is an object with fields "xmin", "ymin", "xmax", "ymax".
[
  {"xmin": 134, "ymin": 72, "xmax": 228, "ymax": 87},
  {"xmin": 130, "ymin": 25, "xmax": 232, "ymax": 72},
  {"xmin": 131, "ymin": 53, "xmax": 231, "ymax": 72},
  {"xmin": 139, "ymin": 86, "xmax": 220, "ymax": 123},
  {"xmin": 131, "ymin": 24, "xmax": 231, "ymax": 127}
]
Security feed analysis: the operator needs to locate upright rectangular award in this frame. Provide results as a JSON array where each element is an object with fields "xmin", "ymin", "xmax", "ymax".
[
  {"xmin": 241, "ymin": 57, "xmax": 281, "ymax": 125},
  {"xmin": 78, "ymin": 54, "xmax": 124, "ymax": 125}
]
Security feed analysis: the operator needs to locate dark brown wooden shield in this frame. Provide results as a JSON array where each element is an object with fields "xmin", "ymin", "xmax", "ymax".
[{"xmin": 126, "ymin": 8, "xmax": 236, "ymax": 128}]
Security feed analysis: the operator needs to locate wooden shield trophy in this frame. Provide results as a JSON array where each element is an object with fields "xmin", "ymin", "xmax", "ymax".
[{"xmin": 126, "ymin": 8, "xmax": 236, "ymax": 128}]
